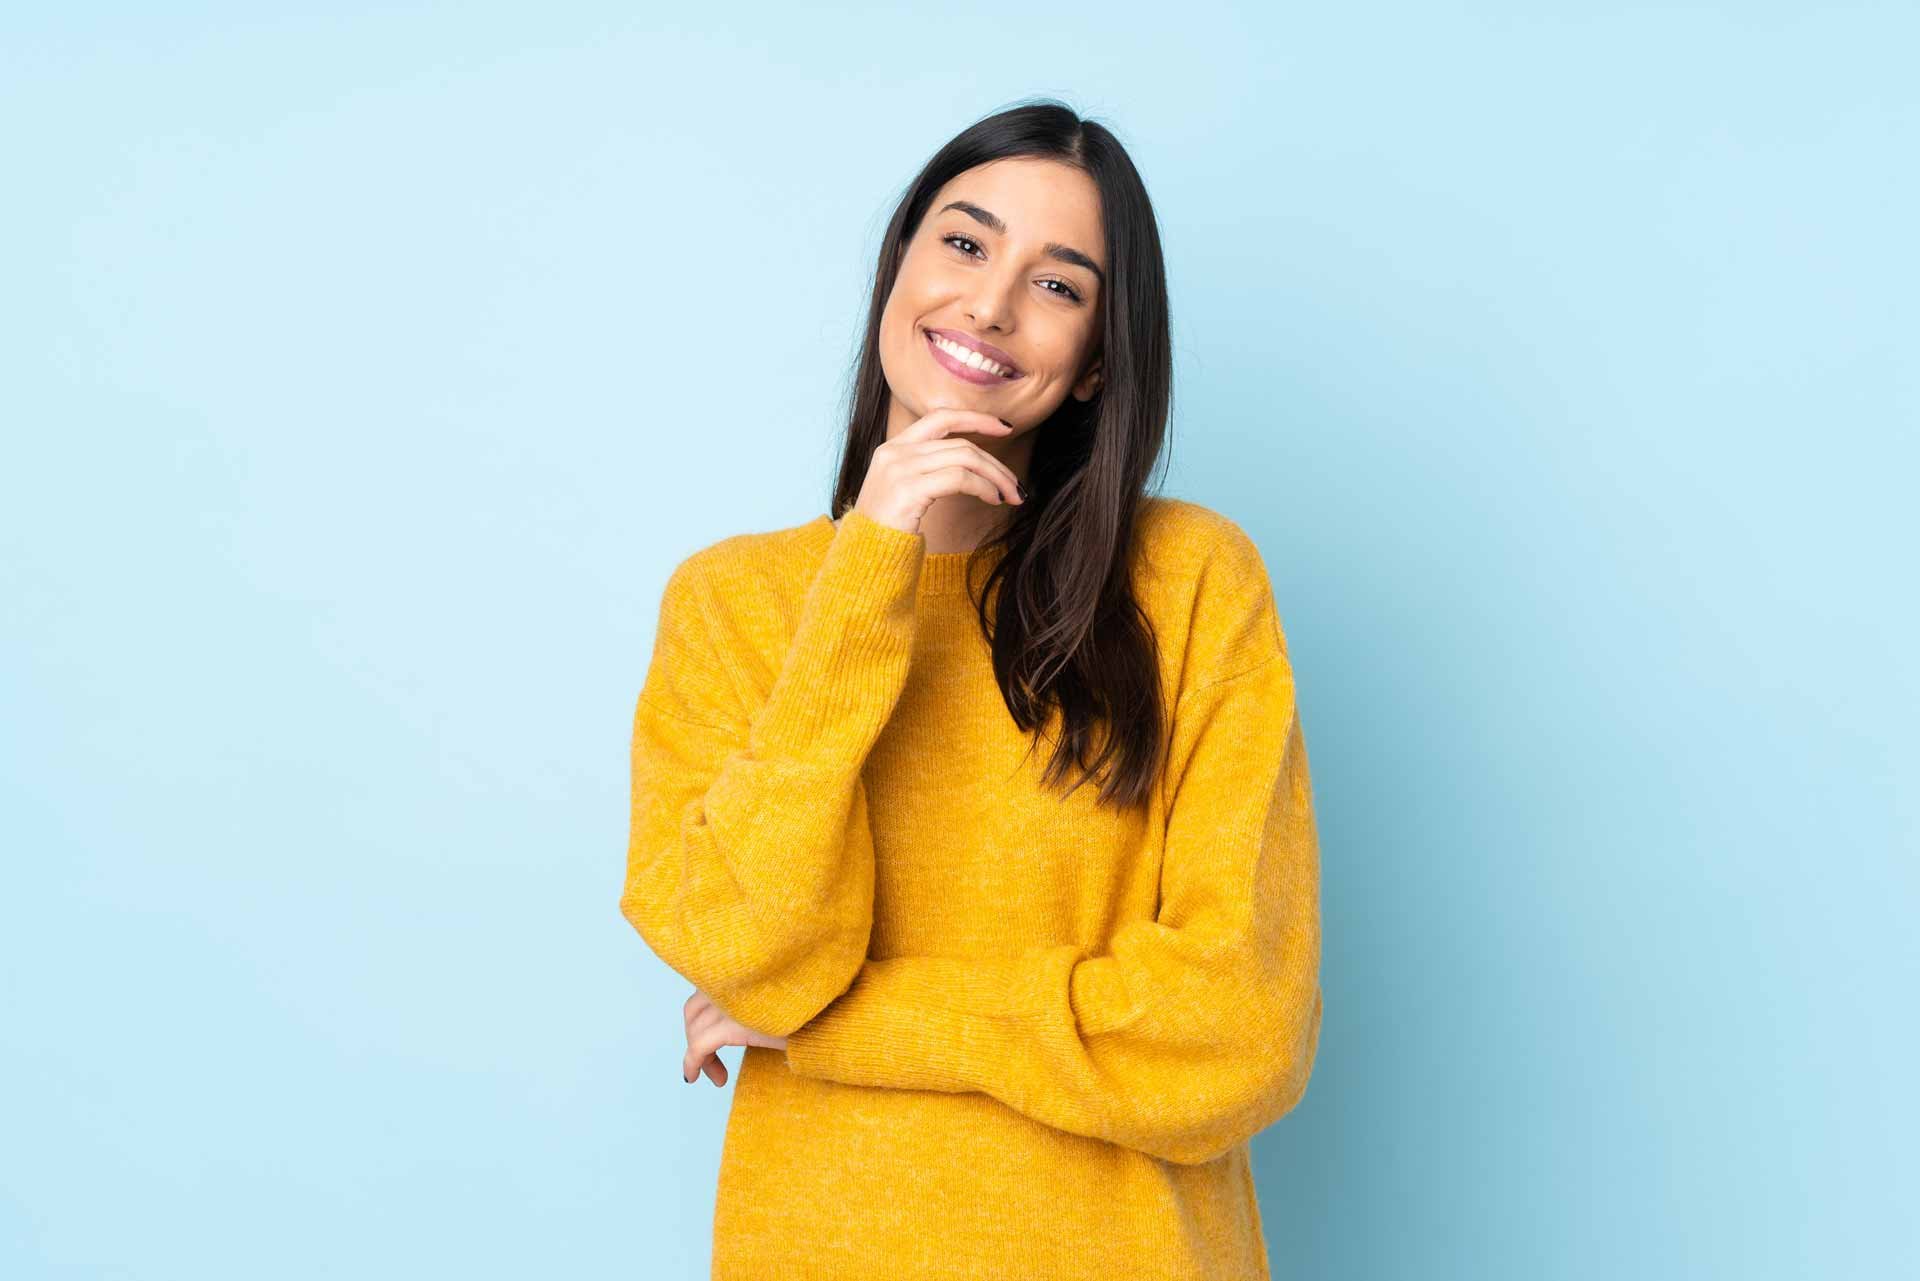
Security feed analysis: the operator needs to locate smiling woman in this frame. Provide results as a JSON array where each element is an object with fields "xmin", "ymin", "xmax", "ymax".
[
  {"xmin": 620, "ymin": 98, "xmax": 1322, "ymax": 1281},
  {"xmin": 878, "ymin": 155, "xmax": 1113, "ymax": 484}
]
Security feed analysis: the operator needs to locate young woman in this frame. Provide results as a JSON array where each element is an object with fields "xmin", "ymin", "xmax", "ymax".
[{"xmin": 622, "ymin": 100, "xmax": 1323, "ymax": 1279}]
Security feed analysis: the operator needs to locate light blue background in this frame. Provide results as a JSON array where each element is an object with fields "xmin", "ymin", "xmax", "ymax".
[{"xmin": 4, "ymin": 4, "xmax": 1914, "ymax": 1278}]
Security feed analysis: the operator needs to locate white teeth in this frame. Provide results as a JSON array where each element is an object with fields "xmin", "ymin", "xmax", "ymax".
[{"xmin": 931, "ymin": 333, "xmax": 1015, "ymax": 378}]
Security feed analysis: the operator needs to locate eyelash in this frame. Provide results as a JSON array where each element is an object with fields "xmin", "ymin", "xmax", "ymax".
[{"xmin": 941, "ymin": 233, "xmax": 1084, "ymax": 303}]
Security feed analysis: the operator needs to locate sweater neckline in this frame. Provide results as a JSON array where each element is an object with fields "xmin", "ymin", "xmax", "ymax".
[{"xmin": 804, "ymin": 513, "xmax": 1006, "ymax": 597}]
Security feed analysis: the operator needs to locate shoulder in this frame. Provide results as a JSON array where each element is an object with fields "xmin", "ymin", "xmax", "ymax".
[
  {"xmin": 1133, "ymin": 495, "xmax": 1289, "ymax": 689},
  {"xmin": 1135, "ymin": 496, "xmax": 1280, "ymax": 631},
  {"xmin": 642, "ymin": 514, "xmax": 830, "ymax": 724},
  {"xmin": 658, "ymin": 512, "xmax": 831, "ymax": 621},
  {"xmin": 1136, "ymin": 493, "xmax": 1214, "ymax": 547}
]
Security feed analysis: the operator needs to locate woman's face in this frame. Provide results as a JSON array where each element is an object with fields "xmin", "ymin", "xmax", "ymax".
[{"xmin": 879, "ymin": 157, "xmax": 1106, "ymax": 438}]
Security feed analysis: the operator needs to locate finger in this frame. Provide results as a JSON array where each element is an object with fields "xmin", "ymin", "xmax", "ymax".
[
  {"xmin": 906, "ymin": 443, "xmax": 1029, "ymax": 503},
  {"xmin": 914, "ymin": 463, "xmax": 1014, "ymax": 509},
  {"xmin": 683, "ymin": 1035, "xmax": 712, "ymax": 1083},
  {"xmin": 912, "ymin": 439, "xmax": 1023, "ymax": 503},
  {"xmin": 686, "ymin": 1015, "xmax": 743, "ymax": 1068},
  {"xmin": 684, "ymin": 1002, "xmax": 725, "ymax": 1039},
  {"xmin": 700, "ymin": 1052, "xmax": 728, "ymax": 1087},
  {"xmin": 683, "ymin": 1021, "xmax": 715, "ymax": 1077},
  {"xmin": 897, "ymin": 407, "xmax": 1014, "ymax": 444}
]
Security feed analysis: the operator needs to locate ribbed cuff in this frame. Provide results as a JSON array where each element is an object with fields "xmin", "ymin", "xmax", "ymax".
[
  {"xmin": 748, "ymin": 509, "xmax": 925, "ymax": 763},
  {"xmin": 782, "ymin": 953, "xmax": 1024, "ymax": 1093}
]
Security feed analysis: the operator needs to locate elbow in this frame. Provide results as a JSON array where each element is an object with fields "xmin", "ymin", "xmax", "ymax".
[
  {"xmin": 1138, "ymin": 988, "xmax": 1325, "ymax": 1168},
  {"xmin": 1142, "ymin": 1084, "xmax": 1313, "ymax": 1168},
  {"xmin": 618, "ymin": 885, "xmax": 871, "ymax": 1038},
  {"xmin": 1128, "ymin": 1101, "xmax": 1273, "ymax": 1167},
  {"xmin": 705, "ymin": 931, "xmax": 870, "ymax": 1039},
  {"xmin": 1141, "ymin": 1087, "xmax": 1300, "ymax": 1167},
  {"xmin": 1247, "ymin": 983, "xmax": 1323, "ymax": 1136},
  {"xmin": 1140, "ymin": 1129, "xmax": 1248, "ymax": 1168}
]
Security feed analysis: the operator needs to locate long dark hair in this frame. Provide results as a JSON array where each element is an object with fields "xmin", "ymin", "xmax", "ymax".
[{"xmin": 829, "ymin": 98, "xmax": 1173, "ymax": 809}]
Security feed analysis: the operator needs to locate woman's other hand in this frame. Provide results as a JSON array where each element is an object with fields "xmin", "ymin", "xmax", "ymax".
[{"xmin": 683, "ymin": 988, "xmax": 787, "ymax": 1086}]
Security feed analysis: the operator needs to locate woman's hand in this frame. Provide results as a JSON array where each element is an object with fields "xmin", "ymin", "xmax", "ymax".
[
  {"xmin": 850, "ymin": 408, "xmax": 1025, "ymax": 535},
  {"xmin": 683, "ymin": 989, "xmax": 787, "ymax": 1086}
]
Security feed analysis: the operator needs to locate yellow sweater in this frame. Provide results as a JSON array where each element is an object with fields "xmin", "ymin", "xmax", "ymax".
[{"xmin": 621, "ymin": 498, "xmax": 1323, "ymax": 1280}]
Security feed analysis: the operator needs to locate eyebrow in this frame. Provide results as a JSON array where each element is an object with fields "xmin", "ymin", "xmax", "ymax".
[{"xmin": 936, "ymin": 200, "xmax": 1106, "ymax": 289}]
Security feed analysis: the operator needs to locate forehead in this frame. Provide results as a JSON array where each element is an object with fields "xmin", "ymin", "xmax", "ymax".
[{"xmin": 929, "ymin": 158, "xmax": 1105, "ymax": 257}]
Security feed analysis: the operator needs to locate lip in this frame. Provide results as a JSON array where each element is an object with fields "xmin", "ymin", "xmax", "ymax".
[{"xmin": 923, "ymin": 326, "xmax": 1024, "ymax": 386}]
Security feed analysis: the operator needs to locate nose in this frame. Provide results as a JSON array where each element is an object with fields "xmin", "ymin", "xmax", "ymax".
[{"xmin": 962, "ymin": 263, "xmax": 1021, "ymax": 333}]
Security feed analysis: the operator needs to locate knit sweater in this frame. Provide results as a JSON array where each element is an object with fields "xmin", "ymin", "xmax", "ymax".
[{"xmin": 621, "ymin": 497, "xmax": 1323, "ymax": 1280}]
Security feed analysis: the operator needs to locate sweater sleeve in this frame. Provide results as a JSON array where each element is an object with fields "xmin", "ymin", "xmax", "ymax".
[
  {"xmin": 780, "ymin": 534, "xmax": 1323, "ymax": 1166},
  {"xmin": 619, "ymin": 509, "xmax": 925, "ymax": 1037}
]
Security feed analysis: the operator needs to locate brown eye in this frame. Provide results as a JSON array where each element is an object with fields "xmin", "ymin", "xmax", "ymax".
[{"xmin": 943, "ymin": 233, "xmax": 1086, "ymax": 305}]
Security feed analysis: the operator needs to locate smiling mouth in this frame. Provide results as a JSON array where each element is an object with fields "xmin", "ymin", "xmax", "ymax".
[{"xmin": 924, "ymin": 328, "xmax": 1023, "ymax": 383}]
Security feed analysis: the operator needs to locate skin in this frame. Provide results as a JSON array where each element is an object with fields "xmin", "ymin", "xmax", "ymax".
[{"xmin": 681, "ymin": 155, "xmax": 1110, "ymax": 1088}]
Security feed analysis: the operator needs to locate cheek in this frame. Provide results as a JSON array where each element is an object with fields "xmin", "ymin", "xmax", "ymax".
[
  {"xmin": 881, "ymin": 281, "xmax": 925, "ymax": 346},
  {"xmin": 1030, "ymin": 338, "xmax": 1083, "ymax": 386},
  {"xmin": 876, "ymin": 303, "xmax": 922, "ymax": 391},
  {"xmin": 874, "ymin": 301, "xmax": 905, "ymax": 362}
]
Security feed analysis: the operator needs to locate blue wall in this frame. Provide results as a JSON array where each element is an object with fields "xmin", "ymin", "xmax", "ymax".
[{"xmin": 4, "ymin": 4, "xmax": 1913, "ymax": 1277}]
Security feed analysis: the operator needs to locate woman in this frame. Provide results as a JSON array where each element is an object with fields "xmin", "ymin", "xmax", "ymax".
[{"xmin": 621, "ymin": 100, "xmax": 1323, "ymax": 1279}]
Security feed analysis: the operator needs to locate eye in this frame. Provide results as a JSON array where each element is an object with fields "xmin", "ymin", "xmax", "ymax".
[{"xmin": 941, "ymin": 233, "xmax": 1086, "ymax": 304}]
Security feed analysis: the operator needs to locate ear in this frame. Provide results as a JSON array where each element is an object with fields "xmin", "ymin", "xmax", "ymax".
[{"xmin": 1072, "ymin": 357, "xmax": 1104, "ymax": 402}]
